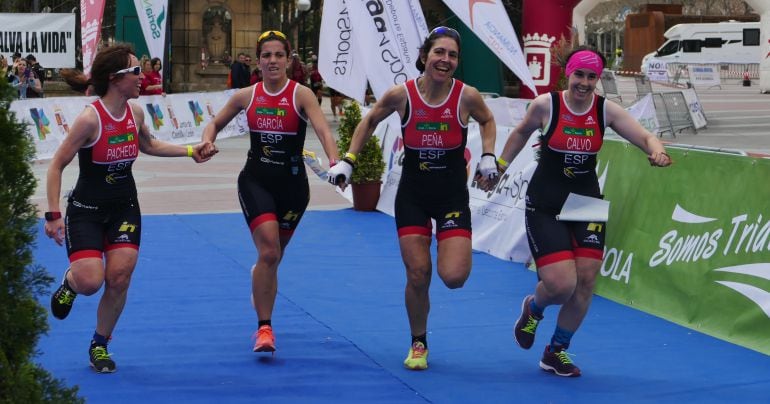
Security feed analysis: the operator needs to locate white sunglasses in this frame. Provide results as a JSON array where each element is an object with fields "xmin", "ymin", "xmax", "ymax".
[{"xmin": 114, "ymin": 66, "xmax": 141, "ymax": 75}]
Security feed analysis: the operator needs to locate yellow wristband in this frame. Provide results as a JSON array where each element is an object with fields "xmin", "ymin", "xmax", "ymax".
[
  {"xmin": 496, "ymin": 157, "xmax": 509, "ymax": 168},
  {"xmin": 187, "ymin": 145, "xmax": 194, "ymax": 157},
  {"xmin": 344, "ymin": 152, "xmax": 357, "ymax": 163}
]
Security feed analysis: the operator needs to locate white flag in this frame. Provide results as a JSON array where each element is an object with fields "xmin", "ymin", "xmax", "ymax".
[
  {"xmin": 441, "ymin": 0, "xmax": 537, "ymax": 95},
  {"xmin": 133, "ymin": 0, "xmax": 168, "ymax": 65},
  {"xmin": 318, "ymin": 1, "xmax": 368, "ymax": 102},
  {"xmin": 348, "ymin": 0, "xmax": 427, "ymax": 99}
]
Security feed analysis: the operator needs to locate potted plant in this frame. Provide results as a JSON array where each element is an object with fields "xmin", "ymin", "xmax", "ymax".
[{"xmin": 336, "ymin": 100, "xmax": 385, "ymax": 211}]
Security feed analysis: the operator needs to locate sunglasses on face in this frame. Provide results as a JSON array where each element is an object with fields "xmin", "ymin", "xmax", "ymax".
[
  {"xmin": 429, "ymin": 26, "xmax": 461, "ymax": 42},
  {"xmin": 114, "ymin": 66, "xmax": 142, "ymax": 76},
  {"xmin": 258, "ymin": 30, "xmax": 287, "ymax": 42}
]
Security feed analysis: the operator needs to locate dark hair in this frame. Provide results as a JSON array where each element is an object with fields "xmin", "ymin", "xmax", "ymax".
[
  {"xmin": 61, "ymin": 43, "xmax": 135, "ymax": 96},
  {"xmin": 415, "ymin": 26, "xmax": 461, "ymax": 73},
  {"xmin": 151, "ymin": 57, "xmax": 161, "ymax": 67},
  {"xmin": 256, "ymin": 31, "xmax": 291, "ymax": 58},
  {"xmin": 26, "ymin": 54, "xmax": 36, "ymax": 62},
  {"xmin": 563, "ymin": 45, "xmax": 606, "ymax": 69}
]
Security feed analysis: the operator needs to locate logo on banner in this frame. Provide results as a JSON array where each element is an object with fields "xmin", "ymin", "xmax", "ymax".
[
  {"xmin": 188, "ymin": 101, "xmax": 204, "ymax": 126},
  {"xmin": 29, "ymin": 108, "xmax": 51, "ymax": 140},
  {"xmin": 145, "ymin": 103, "xmax": 164, "ymax": 130},
  {"xmin": 523, "ymin": 33, "xmax": 556, "ymax": 86}
]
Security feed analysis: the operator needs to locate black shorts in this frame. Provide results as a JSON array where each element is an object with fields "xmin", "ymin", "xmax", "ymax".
[
  {"xmin": 237, "ymin": 170, "xmax": 310, "ymax": 236},
  {"xmin": 394, "ymin": 183, "xmax": 471, "ymax": 241},
  {"xmin": 65, "ymin": 198, "xmax": 141, "ymax": 262},
  {"xmin": 525, "ymin": 206, "xmax": 605, "ymax": 268}
]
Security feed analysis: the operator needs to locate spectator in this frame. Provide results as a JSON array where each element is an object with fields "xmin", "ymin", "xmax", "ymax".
[
  {"xmin": 26, "ymin": 54, "xmax": 46, "ymax": 89},
  {"xmin": 249, "ymin": 67, "xmax": 262, "ymax": 85},
  {"xmin": 0, "ymin": 55, "xmax": 9, "ymax": 79},
  {"xmin": 10, "ymin": 58, "xmax": 42, "ymax": 99},
  {"xmin": 308, "ymin": 61, "xmax": 323, "ymax": 104},
  {"xmin": 229, "ymin": 52, "xmax": 251, "ymax": 89},
  {"xmin": 140, "ymin": 57, "xmax": 164, "ymax": 95},
  {"xmin": 289, "ymin": 52, "xmax": 306, "ymax": 86}
]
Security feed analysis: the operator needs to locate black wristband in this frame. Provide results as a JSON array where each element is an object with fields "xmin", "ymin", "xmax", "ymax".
[
  {"xmin": 342, "ymin": 157, "xmax": 356, "ymax": 168},
  {"xmin": 45, "ymin": 211, "xmax": 62, "ymax": 221},
  {"xmin": 481, "ymin": 153, "xmax": 496, "ymax": 158}
]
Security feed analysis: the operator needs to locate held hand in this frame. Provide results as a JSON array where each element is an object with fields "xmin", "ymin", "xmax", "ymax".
[
  {"xmin": 193, "ymin": 142, "xmax": 219, "ymax": 163},
  {"xmin": 648, "ymin": 151, "xmax": 672, "ymax": 167},
  {"xmin": 44, "ymin": 218, "xmax": 65, "ymax": 246},
  {"xmin": 327, "ymin": 159, "xmax": 353, "ymax": 190}
]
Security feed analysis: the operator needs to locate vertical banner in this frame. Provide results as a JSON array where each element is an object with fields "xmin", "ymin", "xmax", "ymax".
[
  {"xmin": 441, "ymin": 0, "xmax": 537, "ymax": 96},
  {"xmin": 80, "ymin": 0, "xmax": 105, "ymax": 75},
  {"xmin": 347, "ymin": 0, "xmax": 427, "ymax": 99},
  {"xmin": 318, "ymin": 0, "xmax": 368, "ymax": 102},
  {"xmin": 133, "ymin": 0, "xmax": 168, "ymax": 65}
]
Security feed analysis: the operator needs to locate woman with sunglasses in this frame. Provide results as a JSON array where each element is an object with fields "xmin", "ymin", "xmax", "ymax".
[
  {"xmin": 327, "ymin": 26, "xmax": 499, "ymax": 370},
  {"xmin": 491, "ymin": 46, "xmax": 671, "ymax": 377},
  {"xmin": 45, "ymin": 44, "xmax": 216, "ymax": 373},
  {"xmin": 201, "ymin": 30, "xmax": 340, "ymax": 354}
]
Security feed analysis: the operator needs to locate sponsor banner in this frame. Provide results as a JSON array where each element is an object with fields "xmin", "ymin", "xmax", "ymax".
[
  {"xmin": 645, "ymin": 58, "xmax": 669, "ymax": 82},
  {"xmin": 686, "ymin": 64, "xmax": 721, "ymax": 87},
  {"xmin": 680, "ymin": 88, "xmax": 708, "ymax": 130},
  {"xmin": 346, "ymin": 0, "xmax": 427, "ymax": 100},
  {"xmin": 12, "ymin": 90, "xmax": 247, "ymax": 160},
  {"xmin": 80, "ymin": 0, "xmax": 105, "ymax": 75},
  {"xmin": 318, "ymin": 0, "xmax": 368, "ymax": 103},
  {"xmin": 597, "ymin": 140, "xmax": 770, "ymax": 355},
  {"xmin": 0, "ymin": 13, "xmax": 76, "ymax": 68},
  {"xmin": 133, "ymin": 0, "xmax": 168, "ymax": 66},
  {"xmin": 441, "ymin": 0, "xmax": 537, "ymax": 95}
]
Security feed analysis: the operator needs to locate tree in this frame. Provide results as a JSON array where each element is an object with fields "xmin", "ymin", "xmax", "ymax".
[{"xmin": 0, "ymin": 77, "xmax": 82, "ymax": 403}]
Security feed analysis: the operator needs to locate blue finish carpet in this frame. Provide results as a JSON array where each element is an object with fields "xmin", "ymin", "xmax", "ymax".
[{"xmin": 34, "ymin": 210, "xmax": 770, "ymax": 403}]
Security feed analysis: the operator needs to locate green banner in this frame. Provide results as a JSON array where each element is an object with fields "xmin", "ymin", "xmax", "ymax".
[{"xmin": 596, "ymin": 140, "xmax": 770, "ymax": 355}]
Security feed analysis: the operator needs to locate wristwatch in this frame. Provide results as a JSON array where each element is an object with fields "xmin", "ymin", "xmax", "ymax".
[{"xmin": 44, "ymin": 211, "xmax": 62, "ymax": 221}]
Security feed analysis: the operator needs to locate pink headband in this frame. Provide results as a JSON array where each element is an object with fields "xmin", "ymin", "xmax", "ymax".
[{"xmin": 565, "ymin": 50, "xmax": 604, "ymax": 77}]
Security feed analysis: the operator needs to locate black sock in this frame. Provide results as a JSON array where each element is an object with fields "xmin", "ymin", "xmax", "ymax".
[
  {"xmin": 258, "ymin": 319, "xmax": 272, "ymax": 328},
  {"xmin": 411, "ymin": 333, "xmax": 427, "ymax": 349},
  {"xmin": 91, "ymin": 332, "xmax": 109, "ymax": 347}
]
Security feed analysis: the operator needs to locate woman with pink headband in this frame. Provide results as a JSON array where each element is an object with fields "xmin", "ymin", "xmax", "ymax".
[{"xmin": 488, "ymin": 46, "xmax": 671, "ymax": 377}]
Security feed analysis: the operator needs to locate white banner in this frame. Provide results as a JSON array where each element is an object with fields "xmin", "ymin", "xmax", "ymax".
[
  {"xmin": 686, "ymin": 65, "xmax": 721, "ymax": 88},
  {"xmin": 645, "ymin": 58, "xmax": 669, "ymax": 82},
  {"xmin": 0, "ymin": 13, "xmax": 76, "ymax": 68},
  {"xmin": 13, "ymin": 90, "xmax": 248, "ymax": 160},
  {"xmin": 348, "ymin": 0, "xmax": 427, "ymax": 99},
  {"xmin": 319, "ymin": 0, "xmax": 428, "ymax": 101},
  {"xmin": 133, "ymin": 0, "xmax": 168, "ymax": 65},
  {"xmin": 318, "ymin": 0, "xmax": 368, "ymax": 102},
  {"xmin": 441, "ymin": 0, "xmax": 537, "ymax": 95}
]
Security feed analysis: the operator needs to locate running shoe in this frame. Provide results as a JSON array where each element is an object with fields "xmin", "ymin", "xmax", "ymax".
[
  {"xmin": 253, "ymin": 325, "xmax": 276, "ymax": 353},
  {"xmin": 89, "ymin": 344, "xmax": 116, "ymax": 373},
  {"xmin": 539, "ymin": 345, "xmax": 581, "ymax": 377},
  {"xmin": 403, "ymin": 341, "xmax": 428, "ymax": 370},
  {"xmin": 513, "ymin": 294, "xmax": 542, "ymax": 349},
  {"xmin": 51, "ymin": 269, "xmax": 77, "ymax": 320}
]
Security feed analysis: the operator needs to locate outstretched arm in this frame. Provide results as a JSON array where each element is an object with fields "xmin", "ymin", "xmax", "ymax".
[
  {"xmin": 605, "ymin": 101, "xmax": 672, "ymax": 167},
  {"xmin": 297, "ymin": 84, "xmax": 339, "ymax": 164}
]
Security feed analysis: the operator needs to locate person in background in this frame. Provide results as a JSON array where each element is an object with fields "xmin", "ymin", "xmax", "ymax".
[
  {"xmin": 489, "ymin": 45, "xmax": 671, "ymax": 377},
  {"xmin": 140, "ymin": 57, "xmax": 164, "ymax": 95},
  {"xmin": 0, "ymin": 55, "xmax": 9, "ymax": 79},
  {"xmin": 327, "ymin": 26, "xmax": 499, "ymax": 371},
  {"xmin": 308, "ymin": 61, "xmax": 323, "ymax": 105},
  {"xmin": 249, "ymin": 67, "xmax": 262, "ymax": 85},
  {"xmin": 26, "ymin": 54, "xmax": 45, "ymax": 96},
  {"xmin": 200, "ymin": 30, "xmax": 339, "ymax": 355},
  {"xmin": 289, "ymin": 52, "xmax": 306, "ymax": 87},
  {"xmin": 230, "ymin": 52, "xmax": 251, "ymax": 89},
  {"xmin": 10, "ymin": 58, "xmax": 42, "ymax": 99},
  {"xmin": 46, "ymin": 43, "xmax": 216, "ymax": 373}
]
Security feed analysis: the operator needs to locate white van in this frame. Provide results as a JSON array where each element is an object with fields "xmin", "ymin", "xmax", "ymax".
[{"xmin": 641, "ymin": 22, "xmax": 761, "ymax": 71}]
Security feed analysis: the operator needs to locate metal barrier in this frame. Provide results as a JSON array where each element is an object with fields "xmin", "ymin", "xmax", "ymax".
[
  {"xmin": 634, "ymin": 75, "xmax": 653, "ymax": 99},
  {"xmin": 599, "ymin": 70, "xmax": 622, "ymax": 102},
  {"xmin": 652, "ymin": 92, "xmax": 695, "ymax": 138},
  {"xmin": 667, "ymin": 63, "xmax": 760, "ymax": 80}
]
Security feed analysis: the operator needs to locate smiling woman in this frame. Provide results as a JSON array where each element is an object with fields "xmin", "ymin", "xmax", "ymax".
[{"xmin": 47, "ymin": 43, "xmax": 217, "ymax": 374}]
